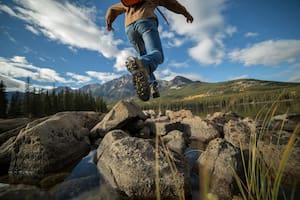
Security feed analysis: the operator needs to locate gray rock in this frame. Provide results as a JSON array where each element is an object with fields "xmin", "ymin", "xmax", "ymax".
[
  {"xmin": 167, "ymin": 109, "xmax": 194, "ymax": 121},
  {"xmin": 197, "ymin": 138, "xmax": 241, "ymax": 200},
  {"xmin": 162, "ymin": 130, "xmax": 187, "ymax": 155},
  {"xmin": 182, "ymin": 116, "xmax": 220, "ymax": 144},
  {"xmin": 271, "ymin": 114, "xmax": 300, "ymax": 132},
  {"xmin": 206, "ymin": 111, "xmax": 243, "ymax": 135},
  {"xmin": 8, "ymin": 111, "xmax": 101, "ymax": 185},
  {"xmin": 224, "ymin": 119, "xmax": 255, "ymax": 150},
  {"xmin": 149, "ymin": 120, "xmax": 188, "ymax": 136},
  {"xmin": 0, "ymin": 136, "xmax": 16, "ymax": 174},
  {"xmin": 0, "ymin": 126, "xmax": 23, "ymax": 146},
  {"xmin": 258, "ymin": 130, "xmax": 300, "ymax": 188},
  {"xmin": 0, "ymin": 184, "xmax": 54, "ymax": 200},
  {"xmin": 96, "ymin": 130, "xmax": 191, "ymax": 199},
  {"xmin": 0, "ymin": 118, "xmax": 30, "ymax": 134},
  {"xmin": 91, "ymin": 100, "xmax": 147, "ymax": 138}
]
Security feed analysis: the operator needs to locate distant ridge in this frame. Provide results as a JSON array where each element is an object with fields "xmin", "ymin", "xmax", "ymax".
[
  {"xmin": 77, "ymin": 75, "xmax": 300, "ymax": 102},
  {"xmin": 7, "ymin": 75, "xmax": 299, "ymax": 105}
]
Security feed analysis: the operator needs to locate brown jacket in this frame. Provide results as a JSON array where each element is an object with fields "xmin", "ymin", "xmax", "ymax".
[{"xmin": 106, "ymin": 0, "xmax": 191, "ymax": 27}]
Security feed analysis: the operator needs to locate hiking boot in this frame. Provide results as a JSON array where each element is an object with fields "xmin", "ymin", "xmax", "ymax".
[
  {"xmin": 125, "ymin": 56, "xmax": 150, "ymax": 101},
  {"xmin": 151, "ymin": 84, "xmax": 160, "ymax": 98}
]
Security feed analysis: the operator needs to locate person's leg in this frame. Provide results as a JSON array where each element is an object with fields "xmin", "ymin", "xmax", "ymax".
[
  {"xmin": 135, "ymin": 18, "xmax": 164, "ymax": 85},
  {"xmin": 125, "ymin": 23, "xmax": 151, "ymax": 101},
  {"xmin": 125, "ymin": 23, "xmax": 146, "ymax": 57}
]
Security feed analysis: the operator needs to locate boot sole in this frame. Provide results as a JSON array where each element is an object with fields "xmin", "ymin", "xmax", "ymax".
[{"xmin": 126, "ymin": 57, "xmax": 150, "ymax": 101}]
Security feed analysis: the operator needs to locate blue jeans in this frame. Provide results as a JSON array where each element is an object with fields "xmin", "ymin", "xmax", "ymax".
[{"xmin": 125, "ymin": 18, "xmax": 164, "ymax": 86}]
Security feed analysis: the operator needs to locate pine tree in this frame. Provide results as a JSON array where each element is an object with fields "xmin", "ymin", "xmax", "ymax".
[
  {"xmin": 0, "ymin": 80, "xmax": 8, "ymax": 118},
  {"xmin": 44, "ymin": 91, "xmax": 51, "ymax": 115},
  {"xmin": 23, "ymin": 77, "xmax": 31, "ymax": 117},
  {"xmin": 8, "ymin": 92, "xmax": 23, "ymax": 117}
]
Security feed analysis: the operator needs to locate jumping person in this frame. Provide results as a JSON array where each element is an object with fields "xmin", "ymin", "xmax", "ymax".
[{"xmin": 106, "ymin": 0, "xmax": 193, "ymax": 101}]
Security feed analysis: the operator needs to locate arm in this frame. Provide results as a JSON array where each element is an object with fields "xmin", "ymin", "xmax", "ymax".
[
  {"xmin": 105, "ymin": 3, "xmax": 126, "ymax": 31},
  {"xmin": 159, "ymin": 0, "xmax": 193, "ymax": 23}
]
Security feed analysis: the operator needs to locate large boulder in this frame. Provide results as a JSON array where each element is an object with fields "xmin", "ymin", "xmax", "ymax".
[
  {"xmin": 182, "ymin": 116, "xmax": 220, "ymax": 144},
  {"xmin": 0, "ymin": 126, "xmax": 24, "ymax": 146},
  {"xmin": 167, "ymin": 109, "xmax": 194, "ymax": 121},
  {"xmin": 0, "ymin": 184, "xmax": 53, "ymax": 200},
  {"xmin": 91, "ymin": 100, "xmax": 147, "ymax": 138},
  {"xmin": 0, "ymin": 136, "xmax": 16, "ymax": 174},
  {"xmin": 196, "ymin": 138, "xmax": 242, "ymax": 200},
  {"xmin": 206, "ymin": 111, "xmax": 243, "ymax": 135},
  {"xmin": 0, "ymin": 118, "xmax": 30, "ymax": 134},
  {"xmin": 96, "ymin": 130, "xmax": 191, "ymax": 199},
  {"xmin": 9, "ymin": 111, "xmax": 101, "ymax": 185},
  {"xmin": 224, "ymin": 119, "xmax": 256, "ymax": 150},
  {"xmin": 271, "ymin": 114, "xmax": 300, "ymax": 132},
  {"xmin": 258, "ymin": 130, "xmax": 300, "ymax": 188}
]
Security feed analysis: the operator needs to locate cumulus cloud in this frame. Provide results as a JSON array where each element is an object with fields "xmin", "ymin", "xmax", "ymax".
[
  {"xmin": 0, "ymin": 74, "xmax": 25, "ymax": 92},
  {"xmin": 167, "ymin": 60, "xmax": 190, "ymax": 68},
  {"xmin": 165, "ymin": 0, "xmax": 234, "ymax": 65},
  {"xmin": 159, "ymin": 26, "xmax": 186, "ymax": 48},
  {"xmin": 1, "ymin": 0, "xmax": 130, "ymax": 71},
  {"xmin": 229, "ymin": 39, "xmax": 300, "ymax": 66},
  {"xmin": 25, "ymin": 25, "xmax": 40, "ymax": 35},
  {"xmin": 66, "ymin": 72, "xmax": 92, "ymax": 84},
  {"xmin": 0, "ymin": 4, "xmax": 18, "ymax": 17},
  {"xmin": 0, "ymin": 56, "xmax": 71, "ymax": 85},
  {"xmin": 288, "ymin": 72, "xmax": 300, "ymax": 82},
  {"xmin": 245, "ymin": 32, "xmax": 259, "ymax": 38},
  {"xmin": 86, "ymin": 71, "xmax": 121, "ymax": 83},
  {"xmin": 0, "ymin": 55, "xmax": 126, "ymax": 91}
]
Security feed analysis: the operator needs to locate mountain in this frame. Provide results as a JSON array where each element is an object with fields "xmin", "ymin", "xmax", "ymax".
[
  {"xmin": 80, "ymin": 74, "xmax": 135, "ymax": 101},
  {"xmin": 79, "ymin": 74, "xmax": 195, "ymax": 102},
  {"xmin": 156, "ymin": 78, "xmax": 300, "ymax": 102},
  {"xmin": 169, "ymin": 76, "xmax": 194, "ymax": 87},
  {"xmin": 79, "ymin": 75, "xmax": 300, "ymax": 103}
]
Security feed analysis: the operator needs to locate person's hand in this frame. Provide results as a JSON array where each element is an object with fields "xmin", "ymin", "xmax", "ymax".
[
  {"xmin": 106, "ymin": 23, "xmax": 114, "ymax": 31},
  {"xmin": 186, "ymin": 13, "xmax": 193, "ymax": 23}
]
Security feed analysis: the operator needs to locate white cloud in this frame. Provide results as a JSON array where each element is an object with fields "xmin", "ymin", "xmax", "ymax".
[
  {"xmin": 288, "ymin": 72, "xmax": 300, "ymax": 82},
  {"xmin": 189, "ymin": 38, "xmax": 224, "ymax": 65},
  {"xmin": 229, "ymin": 39, "xmax": 300, "ymax": 66},
  {"xmin": 25, "ymin": 24, "xmax": 40, "ymax": 35},
  {"xmin": 113, "ymin": 48, "xmax": 136, "ymax": 71},
  {"xmin": 165, "ymin": 0, "xmax": 232, "ymax": 65},
  {"xmin": 2, "ymin": 0, "xmax": 131, "ymax": 71},
  {"xmin": 0, "ymin": 4, "xmax": 18, "ymax": 17},
  {"xmin": 0, "ymin": 74, "xmax": 25, "ymax": 92},
  {"xmin": 245, "ymin": 32, "xmax": 259, "ymax": 38},
  {"xmin": 226, "ymin": 25, "xmax": 237, "ymax": 37},
  {"xmin": 0, "ymin": 55, "xmax": 128, "ymax": 90},
  {"xmin": 168, "ymin": 38, "xmax": 186, "ymax": 47},
  {"xmin": 0, "ymin": 55, "xmax": 71, "ymax": 84},
  {"xmin": 86, "ymin": 71, "xmax": 121, "ymax": 83},
  {"xmin": 159, "ymin": 26, "xmax": 186, "ymax": 47},
  {"xmin": 66, "ymin": 72, "xmax": 92, "ymax": 84},
  {"xmin": 167, "ymin": 60, "xmax": 190, "ymax": 68},
  {"xmin": 160, "ymin": 29, "xmax": 175, "ymax": 39}
]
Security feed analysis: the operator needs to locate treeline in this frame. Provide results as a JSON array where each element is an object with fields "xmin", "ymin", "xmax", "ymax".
[
  {"xmin": 0, "ymin": 80, "xmax": 107, "ymax": 119},
  {"xmin": 140, "ymin": 88, "xmax": 300, "ymax": 117}
]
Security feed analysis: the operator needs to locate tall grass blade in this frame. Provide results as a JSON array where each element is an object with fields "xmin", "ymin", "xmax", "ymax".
[{"xmin": 155, "ymin": 132, "xmax": 161, "ymax": 200}]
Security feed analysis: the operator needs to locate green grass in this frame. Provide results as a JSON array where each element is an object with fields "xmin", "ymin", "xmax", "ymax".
[{"xmin": 232, "ymin": 100, "xmax": 299, "ymax": 200}]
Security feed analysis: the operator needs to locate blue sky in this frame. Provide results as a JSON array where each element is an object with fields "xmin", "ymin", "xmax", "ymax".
[{"xmin": 0, "ymin": 0, "xmax": 300, "ymax": 91}]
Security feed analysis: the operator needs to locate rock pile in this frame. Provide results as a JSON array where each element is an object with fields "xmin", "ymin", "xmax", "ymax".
[{"xmin": 0, "ymin": 100, "xmax": 299, "ymax": 200}]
